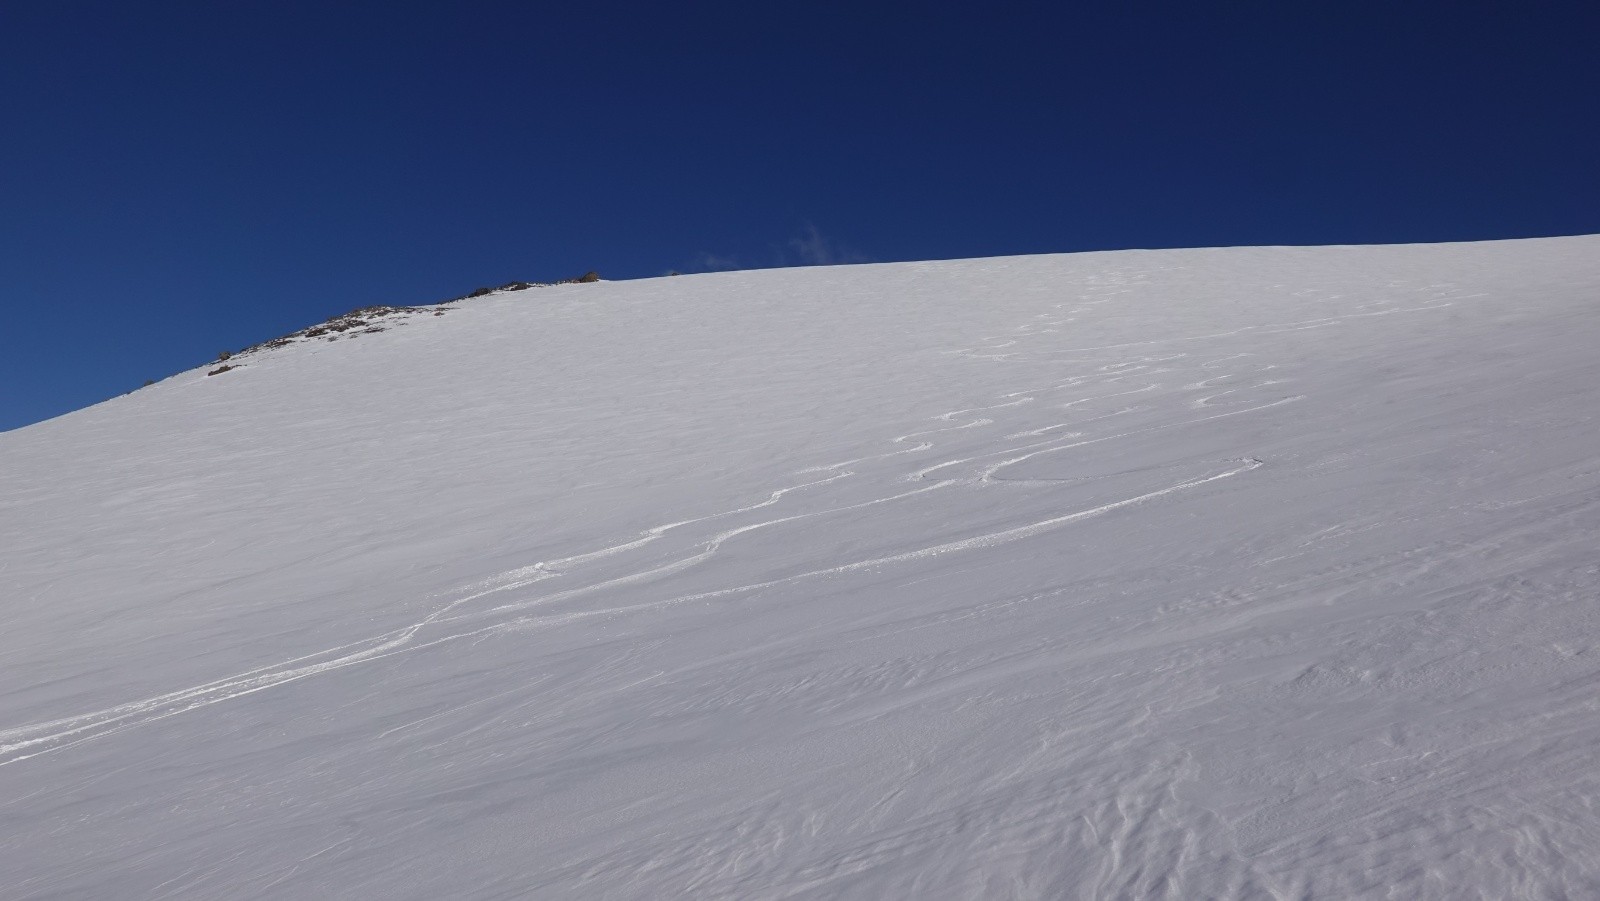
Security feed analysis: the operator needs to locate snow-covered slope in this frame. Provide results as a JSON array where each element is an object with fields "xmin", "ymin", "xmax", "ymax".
[{"xmin": 4, "ymin": 237, "xmax": 1600, "ymax": 898}]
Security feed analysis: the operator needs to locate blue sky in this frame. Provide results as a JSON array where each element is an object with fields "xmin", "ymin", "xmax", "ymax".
[{"xmin": 3, "ymin": 2, "xmax": 1598, "ymax": 432}]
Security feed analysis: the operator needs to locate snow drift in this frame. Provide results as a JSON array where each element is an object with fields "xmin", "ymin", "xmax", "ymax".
[{"xmin": 3, "ymin": 236, "xmax": 1600, "ymax": 898}]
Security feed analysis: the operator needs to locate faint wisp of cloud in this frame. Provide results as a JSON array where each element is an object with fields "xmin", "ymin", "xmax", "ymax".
[
  {"xmin": 688, "ymin": 224, "xmax": 870, "ymax": 274},
  {"xmin": 783, "ymin": 223, "xmax": 869, "ymax": 267}
]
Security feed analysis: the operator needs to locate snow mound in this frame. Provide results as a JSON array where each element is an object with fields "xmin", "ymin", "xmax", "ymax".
[{"xmin": 3, "ymin": 237, "xmax": 1600, "ymax": 898}]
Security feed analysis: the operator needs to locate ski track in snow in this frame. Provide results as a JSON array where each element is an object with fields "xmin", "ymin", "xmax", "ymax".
[{"xmin": 0, "ymin": 282, "xmax": 1410, "ymax": 768}]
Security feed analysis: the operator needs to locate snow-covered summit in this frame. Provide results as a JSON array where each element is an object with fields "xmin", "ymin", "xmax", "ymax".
[{"xmin": 4, "ymin": 236, "xmax": 1600, "ymax": 898}]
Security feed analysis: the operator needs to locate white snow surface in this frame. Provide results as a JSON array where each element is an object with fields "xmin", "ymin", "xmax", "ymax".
[{"xmin": 4, "ymin": 237, "xmax": 1600, "ymax": 898}]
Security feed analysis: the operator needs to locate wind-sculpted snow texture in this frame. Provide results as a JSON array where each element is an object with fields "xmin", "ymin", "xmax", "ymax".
[{"xmin": 4, "ymin": 238, "xmax": 1600, "ymax": 898}]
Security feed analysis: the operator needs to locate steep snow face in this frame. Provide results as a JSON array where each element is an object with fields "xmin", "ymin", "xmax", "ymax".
[{"xmin": 3, "ymin": 237, "xmax": 1600, "ymax": 898}]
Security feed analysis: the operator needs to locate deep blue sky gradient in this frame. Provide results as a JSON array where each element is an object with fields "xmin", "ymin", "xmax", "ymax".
[{"xmin": 3, "ymin": 2, "xmax": 1598, "ymax": 431}]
